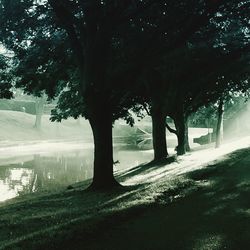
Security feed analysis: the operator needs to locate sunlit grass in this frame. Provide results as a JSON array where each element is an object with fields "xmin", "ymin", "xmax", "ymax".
[{"xmin": 0, "ymin": 138, "xmax": 249, "ymax": 249}]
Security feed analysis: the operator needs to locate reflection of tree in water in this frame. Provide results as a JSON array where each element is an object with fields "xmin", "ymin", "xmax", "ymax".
[
  {"xmin": 0, "ymin": 148, "xmax": 153, "ymax": 202},
  {"xmin": 0, "ymin": 151, "xmax": 94, "ymax": 201},
  {"xmin": 0, "ymin": 164, "xmax": 34, "ymax": 198},
  {"xmin": 31, "ymin": 151, "xmax": 93, "ymax": 191}
]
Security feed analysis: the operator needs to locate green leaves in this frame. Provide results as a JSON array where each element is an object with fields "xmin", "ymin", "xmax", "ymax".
[
  {"xmin": 0, "ymin": 54, "xmax": 13, "ymax": 99},
  {"xmin": 0, "ymin": 0, "xmax": 249, "ymax": 123}
]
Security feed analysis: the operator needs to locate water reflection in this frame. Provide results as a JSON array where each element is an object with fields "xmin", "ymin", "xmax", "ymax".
[
  {"xmin": 0, "ymin": 146, "xmax": 153, "ymax": 203},
  {"xmin": 1, "ymin": 168, "xmax": 33, "ymax": 201}
]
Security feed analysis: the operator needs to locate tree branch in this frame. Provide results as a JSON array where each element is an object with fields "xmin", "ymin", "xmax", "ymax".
[
  {"xmin": 166, "ymin": 122, "xmax": 178, "ymax": 135},
  {"xmin": 133, "ymin": 0, "xmax": 232, "ymax": 71},
  {"xmin": 142, "ymin": 103, "xmax": 151, "ymax": 116}
]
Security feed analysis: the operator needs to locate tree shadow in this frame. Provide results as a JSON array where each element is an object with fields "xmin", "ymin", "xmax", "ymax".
[
  {"xmin": 56, "ymin": 147, "xmax": 249, "ymax": 250},
  {"xmin": 179, "ymin": 148, "xmax": 250, "ymax": 249},
  {"xmin": 2, "ymin": 148, "xmax": 249, "ymax": 250},
  {"xmin": 117, "ymin": 155, "xmax": 177, "ymax": 182}
]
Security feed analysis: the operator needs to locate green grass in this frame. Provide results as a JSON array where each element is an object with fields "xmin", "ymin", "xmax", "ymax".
[
  {"xmin": 0, "ymin": 148, "xmax": 249, "ymax": 249},
  {"xmin": 0, "ymin": 110, "xmax": 91, "ymax": 141}
]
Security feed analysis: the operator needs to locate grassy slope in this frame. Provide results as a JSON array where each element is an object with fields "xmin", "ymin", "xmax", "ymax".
[
  {"xmin": 0, "ymin": 147, "xmax": 249, "ymax": 250},
  {"xmin": 0, "ymin": 110, "xmax": 208, "ymax": 146},
  {"xmin": 0, "ymin": 110, "xmax": 91, "ymax": 141}
]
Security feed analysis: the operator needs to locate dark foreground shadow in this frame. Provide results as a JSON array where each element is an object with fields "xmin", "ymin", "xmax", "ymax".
[
  {"xmin": 80, "ymin": 148, "xmax": 249, "ymax": 250},
  {"xmin": 1, "ymin": 148, "xmax": 249, "ymax": 250}
]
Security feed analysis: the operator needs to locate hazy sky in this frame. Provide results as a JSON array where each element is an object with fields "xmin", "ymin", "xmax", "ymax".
[
  {"xmin": 0, "ymin": 44, "xmax": 5, "ymax": 53},
  {"xmin": 0, "ymin": 44, "xmax": 14, "ymax": 57}
]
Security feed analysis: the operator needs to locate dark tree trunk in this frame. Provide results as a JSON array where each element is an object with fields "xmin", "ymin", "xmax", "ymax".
[
  {"xmin": 151, "ymin": 106, "xmax": 168, "ymax": 161},
  {"xmin": 48, "ymin": 3, "xmax": 116, "ymax": 190},
  {"xmin": 88, "ymin": 103, "xmax": 119, "ymax": 190},
  {"xmin": 173, "ymin": 111, "xmax": 189, "ymax": 155},
  {"xmin": 215, "ymin": 98, "xmax": 224, "ymax": 148},
  {"xmin": 81, "ymin": 31, "xmax": 116, "ymax": 190},
  {"xmin": 82, "ymin": 36, "xmax": 117, "ymax": 190},
  {"xmin": 174, "ymin": 117, "xmax": 185, "ymax": 155}
]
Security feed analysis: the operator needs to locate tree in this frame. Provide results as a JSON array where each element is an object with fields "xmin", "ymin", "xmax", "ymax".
[
  {"xmin": 215, "ymin": 96, "xmax": 224, "ymax": 148},
  {"xmin": 47, "ymin": 0, "xmax": 174, "ymax": 188},
  {"xmin": 0, "ymin": 54, "xmax": 13, "ymax": 99},
  {"xmin": 0, "ymin": 0, "xmax": 160, "ymax": 189},
  {"xmin": 191, "ymin": 91, "xmax": 250, "ymax": 146},
  {"xmin": 156, "ymin": 0, "xmax": 250, "ymax": 154},
  {"xmin": 1, "ymin": 0, "xmax": 249, "ymax": 189},
  {"xmin": 166, "ymin": 46, "xmax": 250, "ymax": 153},
  {"xmin": 119, "ymin": 0, "xmax": 250, "ymax": 158}
]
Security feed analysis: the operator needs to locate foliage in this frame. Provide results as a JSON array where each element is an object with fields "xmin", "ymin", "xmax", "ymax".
[
  {"xmin": 190, "ymin": 93, "xmax": 250, "ymax": 128},
  {"xmin": 1, "ymin": 0, "xmax": 249, "ymax": 122},
  {"xmin": 0, "ymin": 54, "xmax": 13, "ymax": 99}
]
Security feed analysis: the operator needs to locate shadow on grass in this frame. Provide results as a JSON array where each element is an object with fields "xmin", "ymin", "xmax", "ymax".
[
  {"xmin": 117, "ymin": 155, "xmax": 177, "ymax": 182},
  {"xmin": 44, "ymin": 147, "xmax": 249, "ymax": 250},
  {"xmin": 1, "ymin": 148, "xmax": 250, "ymax": 250}
]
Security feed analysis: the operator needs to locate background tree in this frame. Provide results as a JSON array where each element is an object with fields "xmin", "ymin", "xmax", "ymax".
[
  {"xmin": 119, "ymin": 0, "xmax": 250, "ymax": 158},
  {"xmin": 34, "ymin": 93, "xmax": 47, "ymax": 130},
  {"xmin": 0, "ymin": 54, "xmax": 13, "ymax": 99}
]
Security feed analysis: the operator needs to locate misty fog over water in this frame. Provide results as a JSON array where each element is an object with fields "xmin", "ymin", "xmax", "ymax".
[{"xmin": 0, "ymin": 144, "xmax": 154, "ymax": 202}]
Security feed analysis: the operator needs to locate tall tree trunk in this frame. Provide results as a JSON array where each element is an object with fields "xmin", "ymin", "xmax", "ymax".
[
  {"xmin": 48, "ymin": 5, "xmax": 115, "ymax": 190},
  {"xmin": 174, "ymin": 116, "xmax": 185, "ymax": 155},
  {"xmin": 173, "ymin": 110, "xmax": 189, "ymax": 155},
  {"xmin": 34, "ymin": 112, "xmax": 42, "ymax": 130},
  {"xmin": 82, "ymin": 38, "xmax": 116, "ymax": 189},
  {"xmin": 151, "ymin": 106, "xmax": 168, "ymax": 161},
  {"xmin": 34, "ymin": 97, "xmax": 45, "ymax": 130},
  {"xmin": 88, "ymin": 103, "xmax": 119, "ymax": 190},
  {"xmin": 215, "ymin": 98, "xmax": 224, "ymax": 148}
]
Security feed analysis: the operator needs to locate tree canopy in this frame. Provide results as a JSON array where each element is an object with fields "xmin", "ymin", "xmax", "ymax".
[{"xmin": 0, "ymin": 0, "xmax": 249, "ymax": 188}]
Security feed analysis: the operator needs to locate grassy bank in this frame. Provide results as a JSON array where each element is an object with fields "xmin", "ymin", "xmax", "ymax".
[
  {"xmin": 0, "ymin": 110, "xmax": 91, "ymax": 142},
  {"xmin": 0, "ymin": 146, "xmax": 249, "ymax": 250}
]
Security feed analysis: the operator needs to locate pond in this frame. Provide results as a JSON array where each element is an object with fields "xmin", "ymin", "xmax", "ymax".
[{"xmin": 0, "ymin": 142, "xmax": 154, "ymax": 203}]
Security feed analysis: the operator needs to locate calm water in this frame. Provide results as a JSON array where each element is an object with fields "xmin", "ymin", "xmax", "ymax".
[{"xmin": 0, "ymin": 144, "xmax": 153, "ymax": 202}]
